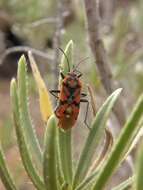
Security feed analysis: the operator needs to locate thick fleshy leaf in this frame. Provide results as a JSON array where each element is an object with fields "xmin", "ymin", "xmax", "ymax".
[
  {"xmin": 60, "ymin": 40, "xmax": 74, "ymax": 76},
  {"xmin": 135, "ymin": 139, "xmax": 143, "ymax": 190},
  {"xmin": 11, "ymin": 79, "xmax": 45, "ymax": 190},
  {"xmin": 10, "ymin": 79, "xmax": 44, "ymax": 190},
  {"xmin": 112, "ymin": 177, "xmax": 134, "ymax": 190},
  {"xmin": 58, "ymin": 129, "xmax": 73, "ymax": 186},
  {"xmin": 72, "ymin": 88, "xmax": 122, "ymax": 188},
  {"xmin": 75, "ymin": 170, "xmax": 98, "ymax": 190},
  {"xmin": 17, "ymin": 55, "xmax": 42, "ymax": 163},
  {"xmin": 28, "ymin": 51, "xmax": 53, "ymax": 122},
  {"xmin": 92, "ymin": 93, "xmax": 143, "ymax": 190},
  {"xmin": 0, "ymin": 145, "xmax": 17, "ymax": 190},
  {"xmin": 57, "ymin": 41, "xmax": 74, "ymax": 186},
  {"xmin": 43, "ymin": 115, "xmax": 58, "ymax": 190}
]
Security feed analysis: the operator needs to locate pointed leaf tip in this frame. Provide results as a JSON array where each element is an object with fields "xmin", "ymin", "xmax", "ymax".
[
  {"xmin": 59, "ymin": 40, "xmax": 74, "ymax": 86},
  {"xmin": 113, "ymin": 88, "xmax": 122, "ymax": 95},
  {"xmin": 18, "ymin": 55, "xmax": 27, "ymax": 67},
  {"xmin": 60, "ymin": 40, "xmax": 74, "ymax": 73},
  {"xmin": 11, "ymin": 78, "xmax": 16, "ymax": 87},
  {"xmin": 10, "ymin": 78, "xmax": 17, "ymax": 97}
]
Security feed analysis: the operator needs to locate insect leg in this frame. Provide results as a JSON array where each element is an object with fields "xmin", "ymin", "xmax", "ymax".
[
  {"xmin": 81, "ymin": 93, "xmax": 87, "ymax": 97},
  {"xmin": 49, "ymin": 90, "xmax": 60, "ymax": 98},
  {"xmin": 80, "ymin": 99, "xmax": 90, "ymax": 130},
  {"xmin": 77, "ymin": 70, "xmax": 82, "ymax": 78},
  {"xmin": 60, "ymin": 72, "xmax": 65, "ymax": 79},
  {"xmin": 74, "ymin": 68, "xmax": 83, "ymax": 78},
  {"xmin": 78, "ymin": 73, "xmax": 82, "ymax": 78}
]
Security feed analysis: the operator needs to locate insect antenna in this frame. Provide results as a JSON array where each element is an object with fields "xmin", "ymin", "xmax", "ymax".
[
  {"xmin": 58, "ymin": 47, "xmax": 70, "ymax": 72},
  {"xmin": 73, "ymin": 57, "xmax": 89, "ymax": 71}
]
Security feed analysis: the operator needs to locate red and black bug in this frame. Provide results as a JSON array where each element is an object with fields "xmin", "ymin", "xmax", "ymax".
[{"xmin": 50, "ymin": 48, "xmax": 89, "ymax": 130}]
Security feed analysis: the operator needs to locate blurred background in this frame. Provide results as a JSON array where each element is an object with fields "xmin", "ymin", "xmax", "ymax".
[{"xmin": 0, "ymin": 0, "xmax": 143, "ymax": 189}]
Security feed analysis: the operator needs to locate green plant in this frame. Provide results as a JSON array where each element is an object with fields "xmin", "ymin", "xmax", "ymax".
[{"xmin": 0, "ymin": 40, "xmax": 143, "ymax": 190}]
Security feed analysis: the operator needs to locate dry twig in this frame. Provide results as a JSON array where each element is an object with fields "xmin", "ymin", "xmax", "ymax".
[
  {"xmin": 87, "ymin": 84, "xmax": 97, "ymax": 116},
  {"xmin": 87, "ymin": 128, "xmax": 113, "ymax": 175},
  {"xmin": 0, "ymin": 46, "xmax": 53, "ymax": 65},
  {"xmin": 84, "ymin": 0, "xmax": 126, "ymax": 126},
  {"xmin": 52, "ymin": 0, "xmax": 65, "ymax": 90},
  {"xmin": 28, "ymin": 17, "xmax": 57, "ymax": 28},
  {"xmin": 87, "ymin": 84, "xmax": 113, "ymax": 175}
]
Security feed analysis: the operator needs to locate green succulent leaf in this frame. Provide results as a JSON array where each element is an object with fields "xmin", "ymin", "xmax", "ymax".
[
  {"xmin": 72, "ymin": 88, "xmax": 122, "ymax": 188},
  {"xmin": 10, "ymin": 79, "xmax": 45, "ymax": 190},
  {"xmin": 112, "ymin": 176, "xmax": 134, "ymax": 190},
  {"xmin": 43, "ymin": 115, "xmax": 58, "ymax": 190},
  {"xmin": 60, "ymin": 40, "xmax": 74, "ymax": 76},
  {"xmin": 58, "ymin": 129, "xmax": 73, "ymax": 186},
  {"xmin": 57, "ymin": 40, "xmax": 74, "ymax": 186},
  {"xmin": 135, "ymin": 138, "xmax": 143, "ymax": 190},
  {"xmin": 0, "ymin": 145, "xmax": 17, "ymax": 190},
  {"xmin": 92, "ymin": 93, "xmax": 143, "ymax": 190},
  {"xmin": 17, "ymin": 55, "xmax": 42, "ymax": 164},
  {"xmin": 75, "ymin": 170, "xmax": 98, "ymax": 190}
]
